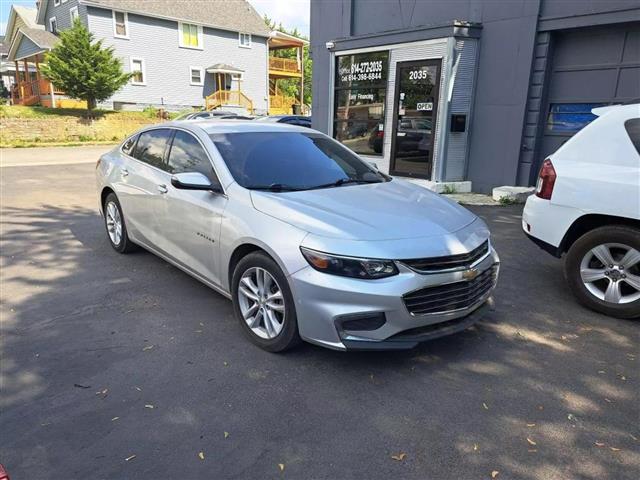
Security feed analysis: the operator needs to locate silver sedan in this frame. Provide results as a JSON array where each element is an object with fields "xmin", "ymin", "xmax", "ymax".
[{"xmin": 96, "ymin": 120, "xmax": 499, "ymax": 352}]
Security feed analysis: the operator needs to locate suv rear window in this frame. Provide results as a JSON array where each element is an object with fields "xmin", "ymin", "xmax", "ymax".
[{"xmin": 624, "ymin": 118, "xmax": 640, "ymax": 155}]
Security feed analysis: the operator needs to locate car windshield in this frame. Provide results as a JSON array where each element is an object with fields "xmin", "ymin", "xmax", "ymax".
[{"xmin": 210, "ymin": 132, "xmax": 388, "ymax": 191}]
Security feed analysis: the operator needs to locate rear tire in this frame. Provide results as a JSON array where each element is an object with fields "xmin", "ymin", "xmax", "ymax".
[
  {"xmin": 103, "ymin": 192, "xmax": 137, "ymax": 254},
  {"xmin": 231, "ymin": 251, "xmax": 301, "ymax": 352},
  {"xmin": 564, "ymin": 225, "xmax": 640, "ymax": 319}
]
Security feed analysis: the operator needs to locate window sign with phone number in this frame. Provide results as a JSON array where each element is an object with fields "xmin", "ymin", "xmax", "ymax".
[{"xmin": 336, "ymin": 51, "xmax": 389, "ymax": 88}]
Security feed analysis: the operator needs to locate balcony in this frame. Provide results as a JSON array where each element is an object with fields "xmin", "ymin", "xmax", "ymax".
[{"xmin": 268, "ymin": 56, "xmax": 302, "ymax": 77}]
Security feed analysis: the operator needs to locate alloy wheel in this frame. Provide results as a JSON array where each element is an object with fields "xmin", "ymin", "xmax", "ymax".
[
  {"xmin": 105, "ymin": 201, "xmax": 122, "ymax": 246},
  {"xmin": 237, "ymin": 267, "xmax": 286, "ymax": 339},
  {"xmin": 580, "ymin": 243, "xmax": 640, "ymax": 304}
]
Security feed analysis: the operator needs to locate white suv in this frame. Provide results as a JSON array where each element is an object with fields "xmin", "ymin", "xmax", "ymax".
[{"xmin": 523, "ymin": 103, "xmax": 640, "ymax": 319}]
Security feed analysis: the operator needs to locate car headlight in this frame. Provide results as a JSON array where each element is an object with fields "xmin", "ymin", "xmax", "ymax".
[{"xmin": 300, "ymin": 247, "xmax": 398, "ymax": 279}]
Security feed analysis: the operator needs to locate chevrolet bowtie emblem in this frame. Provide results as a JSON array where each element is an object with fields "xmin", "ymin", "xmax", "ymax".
[{"xmin": 462, "ymin": 268, "xmax": 479, "ymax": 280}]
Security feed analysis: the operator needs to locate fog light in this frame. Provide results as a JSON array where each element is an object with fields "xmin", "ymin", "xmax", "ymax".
[{"xmin": 336, "ymin": 312, "xmax": 386, "ymax": 332}]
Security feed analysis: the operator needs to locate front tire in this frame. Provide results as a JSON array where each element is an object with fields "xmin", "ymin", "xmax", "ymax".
[
  {"xmin": 564, "ymin": 225, "xmax": 640, "ymax": 319},
  {"xmin": 231, "ymin": 252, "xmax": 301, "ymax": 352},
  {"xmin": 103, "ymin": 192, "xmax": 137, "ymax": 254}
]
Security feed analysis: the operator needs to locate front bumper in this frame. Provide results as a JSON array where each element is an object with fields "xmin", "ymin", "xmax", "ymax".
[{"xmin": 289, "ymin": 247, "xmax": 499, "ymax": 351}]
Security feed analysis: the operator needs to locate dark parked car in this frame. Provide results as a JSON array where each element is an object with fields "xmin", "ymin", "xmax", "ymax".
[{"xmin": 255, "ymin": 115, "xmax": 312, "ymax": 128}]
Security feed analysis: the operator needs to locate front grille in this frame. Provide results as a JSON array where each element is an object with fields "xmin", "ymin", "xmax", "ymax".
[
  {"xmin": 400, "ymin": 240, "xmax": 489, "ymax": 273},
  {"xmin": 403, "ymin": 265, "xmax": 497, "ymax": 315}
]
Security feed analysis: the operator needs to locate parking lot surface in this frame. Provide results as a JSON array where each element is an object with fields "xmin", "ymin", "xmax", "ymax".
[{"xmin": 1, "ymin": 162, "xmax": 638, "ymax": 479}]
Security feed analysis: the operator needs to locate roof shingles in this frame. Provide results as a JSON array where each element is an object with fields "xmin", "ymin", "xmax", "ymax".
[{"xmin": 82, "ymin": 0, "xmax": 271, "ymax": 36}]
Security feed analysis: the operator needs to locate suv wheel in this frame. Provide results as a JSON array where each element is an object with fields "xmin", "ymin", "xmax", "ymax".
[
  {"xmin": 231, "ymin": 252, "xmax": 301, "ymax": 352},
  {"xmin": 565, "ymin": 225, "xmax": 640, "ymax": 319},
  {"xmin": 103, "ymin": 192, "xmax": 137, "ymax": 253}
]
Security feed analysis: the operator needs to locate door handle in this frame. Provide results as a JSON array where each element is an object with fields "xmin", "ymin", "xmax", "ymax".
[
  {"xmin": 121, "ymin": 168, "xmax": 129, "ymax": 177},
  {"xmin": 157, "ymin": 184, "xmax": 168, "ymax": 194}
]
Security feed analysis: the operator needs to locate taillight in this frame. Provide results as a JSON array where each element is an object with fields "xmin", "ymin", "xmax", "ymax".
[{"xmin": 535, "ymin": 159, "xmax": 556, "ymax": 200}]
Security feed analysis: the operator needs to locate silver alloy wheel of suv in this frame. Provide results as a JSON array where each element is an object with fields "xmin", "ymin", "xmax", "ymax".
[{"xmin": 580, "ymin": 243, "xmax": 640, "ymax": 304}]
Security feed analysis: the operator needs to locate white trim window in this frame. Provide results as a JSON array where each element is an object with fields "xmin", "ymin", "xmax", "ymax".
[
  {"xmin": 189, "ymin": 66, "xmax": 204, "ymax": 86},
  {"xmin": 54, "ymin": 0, "xmax": 61, "ymax": 6},
  {"xmin": 179, "ymin": 22, "xmax": 203, "ymax": 49},
  {"xmin": 70, "ymin": 6, "xmax": 79, "ymax": 23},
  {"xmin": 239, "ymin": 33, "xmax": 251, "ymax": 48},
  {"xmin": 62, "ymin": 0, "xmax": 68, "ymax": 4},
  {"xmin": 112, "ymin": 11, "xmax": 129, "ymax": 39},
  {"xmin": 49, "ymin": 17, "xmax": 58, "ymax": 34},
  {"xmin": 130, "ymin": 58, "xmax": 146, "ymax": 86}
]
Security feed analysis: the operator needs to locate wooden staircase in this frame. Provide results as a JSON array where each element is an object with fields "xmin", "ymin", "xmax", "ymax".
[{"xmin": 205, "ymin": 90, "xmax": 254, "ymax": 113}]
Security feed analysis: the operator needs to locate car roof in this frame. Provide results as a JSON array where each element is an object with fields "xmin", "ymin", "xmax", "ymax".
[{"xmin": 165, "ymin": 119, "xmax": 313, "ymax": 134}]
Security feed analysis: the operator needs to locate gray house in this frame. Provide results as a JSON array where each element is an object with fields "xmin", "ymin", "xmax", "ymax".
[
  {"xmin": 311, "ymin": 0, "xmax": 640, "ymax": 193},
  {"xmin": 9, "ymin": 0, "xmax": 272, "ymax": 113}
]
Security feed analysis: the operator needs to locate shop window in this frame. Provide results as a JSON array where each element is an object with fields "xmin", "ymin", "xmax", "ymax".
[
  {"xmin": 546, "ymin": 103, "xmax": 608, "ymax": 133},
  {"xmin": 333, "ymin": 51, "xmax": 389, "ymax": 156}
]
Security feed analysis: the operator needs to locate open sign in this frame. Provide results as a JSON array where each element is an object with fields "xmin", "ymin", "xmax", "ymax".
[{"xmin": 417, "ymin": 102, "xmax": 433, "ymax": 111}]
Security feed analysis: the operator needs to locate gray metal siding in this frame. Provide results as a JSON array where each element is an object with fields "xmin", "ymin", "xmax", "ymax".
[
  {"xmin": 445, "ymin": 38, "xmax": 478, "ymax": 181},
  {"xmin": 15, "ymin": 35, "xmax": 43, "ymax": 60},
  {"xmin": 85, "ymin": 6, "xmax": 268, "ymax": 111},
  {"xmin": 44, "ymin": 0, "xmax": 87, "ymax": 31}
]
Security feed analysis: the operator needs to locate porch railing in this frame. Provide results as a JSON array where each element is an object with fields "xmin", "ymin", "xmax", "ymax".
[
  {"xmin": 268, "ymin": 56, "xmax": 300, "ymax": 74},
  {"xmin": 11, "ymin": 78, "xmax": 65, "ymax": 105},
  {"xmin": 205, "ymin": 90, "xmax": 254, "ymax": 113}
]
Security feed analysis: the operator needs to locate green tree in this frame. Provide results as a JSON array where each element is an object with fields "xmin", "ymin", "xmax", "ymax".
[
  {"xmin": 40, "ymin": 19, "xmax": 132, "ymax": 110},
  {"xmin": 264, "ymin": 15, "xmax": 312, "ymax": 106}
]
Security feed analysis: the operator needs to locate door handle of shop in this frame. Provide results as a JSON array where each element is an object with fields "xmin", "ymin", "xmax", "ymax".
[
  {"xmin": 157, "ymin": 184, "xmax": 168, "ymax": 194},
  {"xmin": 121, "ymin": 168, "xmax": 129, "ymax": 177}
]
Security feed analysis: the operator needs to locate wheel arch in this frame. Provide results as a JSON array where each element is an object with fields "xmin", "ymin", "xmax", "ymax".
[
  {"xmin": 561, "ymin": 214, "xmax": 640, "ymax": 254},
  {"xmin": 226, "ymin": 242, "xmax": 290, "ymax": 292},
  {"xmin": 100, "ymin": 186, "xmax": 116, "ymax": 212}
]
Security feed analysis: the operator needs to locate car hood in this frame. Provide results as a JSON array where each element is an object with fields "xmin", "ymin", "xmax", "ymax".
[{"xmin": 250, "ymin": 178, "xmax": 477, "ymax": 241}]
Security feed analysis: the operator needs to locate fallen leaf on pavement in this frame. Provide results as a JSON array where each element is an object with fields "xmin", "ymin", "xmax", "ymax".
[
  {"xmin": 482, "ymin": 403, "xmax": 489, "ymax": 410},
  {"xmin": 391, "ymin": 453, "xmax": 407, "ymax": 461},
  {"xmin": 526, "ymin": 423, "xmax": 536, "ymax": 427},
  {"xmin": 145, "ymin": 404, "xmax": 154, "ymax": 409},
  {"xmin": 195, "ymin": 330, "xmax": 203, "ymax": 333},
  {"xmin": 278, "ymin": 463, "xmax": 285, "ymax": 472},
  {"xmin": 142, "ymin": 345, "xmax": 154, "ymax": 351},
  {"xmin": 491, "ymin": 471, "xmax": 499, "ymax": 478},
  {"xmin": 135, "ymin": 386, "xmax": 142, "ymax": 391},
  {"xmin": 198, "ymin": 452, "xmax": 205, "ymax": 460},
  {"xmin": 111, "ymin": 417, "xmax": 120, "ymax": 421},
  {"xmin": 610, "ymin": 447, "xmax": 620, "ymax": 451},
  {"xmin": 595, "ymin": 441, "xmax": 605, "ymax": 447},
  {"xmin": 604, "ymin": 398, "xmax": 612, "ymax": 403},
  {"xmin": 527, "ymin": 438, "xmax": 537, "ymax": 446},
  {"xmin": 125, "ymin": 455, "xmax": 136, "ymax": 462},
  {"xmin": 74, "ymin": 383, "xmax": 91, "ymax": 389},
  {"xmin": 473, "ymin": 444, "xmax": 479, "ymax": 451},
  {"xmin": 528, "ymin": 449, "xmax": 537, "ymax": 453},
  {"xmin": 224, "ymin": 361, "xmax": 229, "ymax": 367},
  {"xmin": 224, "ymin": 431, "xmax": 229, "ymax": 439}
]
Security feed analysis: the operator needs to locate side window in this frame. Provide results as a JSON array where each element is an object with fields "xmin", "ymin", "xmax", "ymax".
[
  {"xmin": 122, "ymin": 134, "xmax": 138, "ymax": 155},
  {"xmin": 624, "ymin": 118, "xmax": 640, "ymax": 155},
  {"xmin": 132, "ymin": 129, "xmax": 172, "ymax": 169},
  {"xmin": 167, "ymin": 130, "xmax": 217, "ymax": 181}
]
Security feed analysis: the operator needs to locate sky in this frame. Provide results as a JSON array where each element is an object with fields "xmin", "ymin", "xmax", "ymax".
[{"xmin": 0, "ymin": 0, "xmax": 310, "ymax": 37}]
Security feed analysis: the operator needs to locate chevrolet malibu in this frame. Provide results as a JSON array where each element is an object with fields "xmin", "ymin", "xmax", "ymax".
[{"xmin": 96, "ymin": 121, "xmax": 499, "ymax": 352}]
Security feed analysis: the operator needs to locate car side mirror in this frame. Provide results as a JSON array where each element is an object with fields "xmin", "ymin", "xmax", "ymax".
[{"xmin": 171, "ymin": 172, "xmax": 222, "ymax": 193}]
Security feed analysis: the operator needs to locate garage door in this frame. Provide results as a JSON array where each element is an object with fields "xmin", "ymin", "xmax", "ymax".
[{"xmin": 539, "ymin": 23, "xmax": 640, "ymax": 165}]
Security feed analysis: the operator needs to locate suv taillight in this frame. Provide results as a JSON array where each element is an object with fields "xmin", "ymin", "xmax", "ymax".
[{"xmin": 535, "ymin": 159, "xmax": 556, "ymax": 200}]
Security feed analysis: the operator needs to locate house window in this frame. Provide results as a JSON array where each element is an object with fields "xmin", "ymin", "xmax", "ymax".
[
  {"xmin": 70, "ymin": 6, "xmax": 79, "ymax": 23},
  {"xmin": 54, "ymin": 0, "xmax": 61, "ymax": 6},
  {"xmin": 49, "ymin": 17, "xmax": 58, "ymax": 34},
  {"xmin": 179, "ymin": 23, "xmax": 202, "ymax": 49},
  {"xmin": 130, "ymin": 58, "xmax": 146, "ymax": 85},
  {"xmin": 62, "ymin": 0, "xmax": 68, "ymax": 3},
  {"xmin": 190, "ymin": 66, "xmax": 204, "ymax": 86},
  {"xmin": 239, "ymin": 33, "xmax": 251, "ymax": 48},
  {"xmin": 112, "ymin": 11, "xmax": 129, "ymax": 39}
]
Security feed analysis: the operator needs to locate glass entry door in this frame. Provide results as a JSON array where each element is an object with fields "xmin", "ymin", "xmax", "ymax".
[{"xmin": 390, "ymin": 59, "xmax": 441, "ymax": 178}]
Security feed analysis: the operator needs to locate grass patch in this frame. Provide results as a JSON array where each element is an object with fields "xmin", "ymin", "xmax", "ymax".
[
  {"xmin": 498, "ymin": 196, "xmax": 520, "ymax": 205},
  {"xmin": 0, "ymin": 104, "xmax": 188, "ymax": 120},
  {"xmin": 1, "ymin": 140, "xmax": 119, "ymax": 148}
]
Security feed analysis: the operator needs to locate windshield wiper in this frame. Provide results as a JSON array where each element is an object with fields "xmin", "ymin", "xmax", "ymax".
[
  {"xmin": 309, "ymin": 178, "xmax": 382, "ymax": 190},
  {"xmin": 246, "ymin": 183, "xmax": 305, "ymax": 192}
]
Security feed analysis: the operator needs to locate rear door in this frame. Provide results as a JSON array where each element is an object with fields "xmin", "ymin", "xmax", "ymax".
[
  {"xmin": 161, "ymin": 129, "xmax": 227, "ymax": 284},
  {"xmin": 119, "ymin": 128, "xmax": 173, "ymax": 248}
]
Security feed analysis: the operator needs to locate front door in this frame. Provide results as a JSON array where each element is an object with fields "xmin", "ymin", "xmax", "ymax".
[{"xmin": 390, "ymin": 59, "xmax": 441, "ymax": 179}]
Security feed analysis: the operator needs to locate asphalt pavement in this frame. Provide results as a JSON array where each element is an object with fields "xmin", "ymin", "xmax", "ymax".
[{"xmin": 0, "ymin": 161, "xmax": 638, "ymax": 480}]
